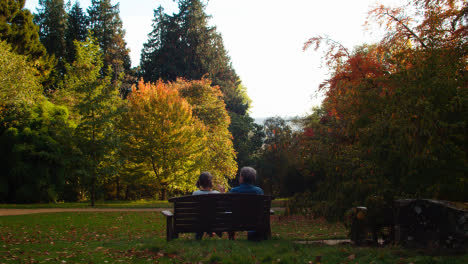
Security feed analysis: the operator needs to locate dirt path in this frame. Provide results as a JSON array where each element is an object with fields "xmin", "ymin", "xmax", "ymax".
[
  {"xmin": 0, "ymin": 207, "xmax": 284, "ymax": 216},
  {"xmin": 295, "ymin": 239, "xmax": 351, "ymax": 245},
  {"xmin": 0, "ymin": 208, "xmax": 165, "ymax": 216}
]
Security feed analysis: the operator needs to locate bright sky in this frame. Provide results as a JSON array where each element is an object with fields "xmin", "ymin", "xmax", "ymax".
[{"xmin": 24, "ymin": 0, "xmax": 404, "ymax": 118}]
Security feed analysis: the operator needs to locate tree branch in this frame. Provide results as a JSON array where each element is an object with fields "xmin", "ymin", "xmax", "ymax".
[{"xmin": 384, "ymin": 11, "xmax": 428, "ymax": 49}]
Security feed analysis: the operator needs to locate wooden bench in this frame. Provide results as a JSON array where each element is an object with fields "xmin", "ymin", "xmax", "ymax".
[{"xmin": 161, "ymin": 193, "xmax": 274, "ymax": 241}]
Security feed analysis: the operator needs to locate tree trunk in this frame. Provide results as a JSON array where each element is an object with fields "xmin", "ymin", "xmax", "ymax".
[
  {"xmin": 91, "ymin": 177, "xmax": 95, "ymax": 207},
  {"xmin": 116, "ymin": 176, "xmax": 120, "ymax": 200}
]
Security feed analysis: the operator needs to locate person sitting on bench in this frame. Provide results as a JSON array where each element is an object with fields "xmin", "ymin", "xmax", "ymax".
[
  {"xmin": 192, "ymin": 172, "xmax": 221, "ymax": 240},
  {"xmin": 228, "ymin": 167, "xmax": 264, "ymax": 240}
]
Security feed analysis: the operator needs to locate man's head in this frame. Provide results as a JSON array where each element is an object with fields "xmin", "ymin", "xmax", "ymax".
[{"xmin": 239, "ymin": 167, "xmax": 257, "ymax": 184}]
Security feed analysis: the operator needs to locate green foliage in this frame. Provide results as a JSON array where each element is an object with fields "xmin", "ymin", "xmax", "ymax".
[
  {"xmin": 0, "ymin": 40, "xmax": 42, "ymax": 107},
  {"xmin": 228, "ymin": 113, "xmax": 264, "ymax": 170},
  {"xmin": 255, "ymin": 117, "xmax": 313, "ymax": 197},
  {"xmin": 87, "ymin": 0, "xmax": 130, "ymax": 83},
  {"xmin": 64, "ymin": 1, "xmax": 88, "ymax": 64},
  {"xmin": 0, "ymin": 99, "xmax": 72, "ymax": 203},
  {"xmin": 140, "ymin": 0, "xmax": 248, "ymax": 115},
  {"xmin": 0, "ymin": 0, "xmax": 54, "ymax": 84},
  {"xmin": 293, "ymin": 0, "xmax": 468, "ymax": 219},
  {"xmin": 0, "ymin": 40, "xmax": 77, "ymax": 203},
  {"xmin": 35, "ymin": 0, "xmax": 67, "ymax": 62},
  {"xmin": 140, "ymin": 0, "xmax": 259, "ymax": 183},
  {"xmin": 57, "ymin": 35, "xmax": 121, "ymax": 205},
  {"xmin": 34, "ymin": 0, "xmax": 68, "ymax": 90},
  {"xmin": 177, "ymin": 79, "xmax": 238, "ymax": 188},
  {"xmin": 120, "ymin": 80, "xmax": 208, "ymax": 200}
]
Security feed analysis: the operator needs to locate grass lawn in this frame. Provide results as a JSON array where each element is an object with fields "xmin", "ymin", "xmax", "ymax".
[{"xmin": 1, "ymin": 212, "xmax": 467, "ymax": 263}]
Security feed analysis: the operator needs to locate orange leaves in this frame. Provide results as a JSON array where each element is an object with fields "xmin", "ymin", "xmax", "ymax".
[
  {"xmin": 303, "ymin": 36, "xmax": 323, "ymax": 52},
  {"xmin": 128, "ymin": 79, "xmax": 192, "ymax": 116},
  {"xmin": 122, "ymin": 78, "xmax": 236, "ymax": 192},
  {"xmin": 367, "ymin": 0, "xmax": 467, "ymax": 51},
  {"xmin": 303, "ymin": 35, "xmax": 350, "ymax": 69}
]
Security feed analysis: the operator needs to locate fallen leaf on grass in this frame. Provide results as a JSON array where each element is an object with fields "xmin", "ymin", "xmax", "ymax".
[{"xmin": 347, "ymin": 254, "xmax": 355, "ymax": 260}]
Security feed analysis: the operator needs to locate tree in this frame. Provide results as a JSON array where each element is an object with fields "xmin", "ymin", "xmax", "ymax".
[
  {"xmin": 140, "ymin": 0, "xmax": 248, "ymax": 114},
  {"xmin": 34, "ymin": 0, "xmax": 68, "ymax": 90},
  {"xmin": 298, "ymin": 0, "xmax": 468, "ymax": 216},
  {"xmin": 87, "ymin": 0, "xmax": 130, "ymax": 83},
  {"xmin": 140, "ymin": 0, "xmax": 255, "ymax": 176},
  {"xmin": 120, "ymin": 80, "xmax": 207, "ymax": 200},
  {"xmin": 176, "ymin": 78, "xmax": 238, "ymax": 188},
  {"xmin": 256, "ymin": 117, "xmax": 296, "ymax": 196},
  {"xmin": 65, "ymin": 1, "xmax": 88, "ymax": 64},
  {"xmin": 0, "ymin": 41, "xmax": 72, "ymax": 203},
  {"xmin": 140, "ymin": 6, "xmax": 184, "ymax": 83},
  {"xmin": 34, "ymin": 0, "xmax": 67, "ymax": 63},
  {"xmin": 0, "ymin": 0, "xmax": 53, "ymax": 82},
  {"xmin": 61, "ymin": 36, "xmax": 121, "ymax": 206},
  {"xmin": 229, "ymin": 113, "xmax": 264, "ymax": 171},
  {"xmin": 0, "ymin": 41, "xmax": 42, "ymax": 107}
]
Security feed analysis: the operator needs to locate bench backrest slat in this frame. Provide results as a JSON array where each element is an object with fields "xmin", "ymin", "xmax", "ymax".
[{"xmin": 168, "ymin": 193, "xmax": 272, "ymax": 234}]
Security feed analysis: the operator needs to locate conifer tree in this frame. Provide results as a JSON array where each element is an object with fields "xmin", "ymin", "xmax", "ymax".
[
  {"xmin": 140, "ymin": 6, "xmax": 184, "ymax": 83},
  {"xmin": 140, "ymin": 0, "xmax": 261, "ymax": 173},
  {"xmin": 140, "ymin": 0, "xmax": 248, "ymax": 114},
  {"xmin": 34, "ymin": 0, "xmax": 68, "ymax": 90},
  {"xmin": 0, "ymin": 0, "xmax": 53, "ymax": 82},
  {"xmin": 65, "ymin": 1, "xmax": 88, "ymax": 64},
  {"xmin": 62, "ymin": 36, "xmax": 121, "ymax": 206},
  {"xmin": 87, "ymin": 0, "xmax": 130, "ymax": 83},
  {"xmin": 34, "ymin": 0, "xmax": 67, "ymax": 62}
]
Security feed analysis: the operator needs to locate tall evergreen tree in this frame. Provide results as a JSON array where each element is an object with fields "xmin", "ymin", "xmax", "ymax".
[
  {"xmin": 140, "ymin": 6, "xmax": 184, "ymax": 83},
  {"xmin": 62, "ymin": 36, "xmax": 121, "ymax": 206},
  {"xmin": 140, "ymin": 0, "xmax": 261, "ymax": 175},
  {"xmin": 34, "ymin": 0, "xmax": 68, "ymax": 90},
  {"xmin": 0, "ymin": 0, "xmax": 53, "ymax": 81},
  {"xmin": 87, "ymin": 0, "xmax": 130, "ymax": 83},
  {"xmin": 34, "ymin": 0, "xmax": 67, "ymax": 62},
  {"xmin": 140, "ymin": 0, "xmax": 248, "ymax": 114},
  {"xmin": 65, "ymin": 1, "xmax": 88, "ymax": 64}
]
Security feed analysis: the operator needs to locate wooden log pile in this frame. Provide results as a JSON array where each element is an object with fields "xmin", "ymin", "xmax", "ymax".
[
  {"xmin": 347, "ymin": 199, "xmax": 468, "ymax": 249},
  {"xmin": 394, "ymin": 199, "xmax": 467, "ymax": 249}
]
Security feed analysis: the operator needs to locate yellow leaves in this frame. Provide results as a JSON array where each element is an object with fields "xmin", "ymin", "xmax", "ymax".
[{"xmin": 122, "ymin": 78, "xmax": 236, "ymax": 193}]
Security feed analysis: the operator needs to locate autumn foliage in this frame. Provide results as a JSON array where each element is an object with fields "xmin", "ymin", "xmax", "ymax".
[
  {"xmin": 120, "ymin": 79, "xmax": 236, "ymax": 199},
  {"xmin": 295, "ymin": 0, "xmax": 467, "ymax": 218}
]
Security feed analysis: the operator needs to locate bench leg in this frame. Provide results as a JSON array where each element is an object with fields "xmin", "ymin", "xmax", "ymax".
[
  {"xmin": 266, "ymin": 224, "xmax": 272, "ymax": 240},
  {"xmin": 166, "ymin": 215, "xmax": 174, "ymax": 241}
]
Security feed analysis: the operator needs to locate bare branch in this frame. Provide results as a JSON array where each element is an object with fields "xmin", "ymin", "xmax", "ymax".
[{"xmin": 383, "ymin": 11, "xmax": 428, "ymax": 49}]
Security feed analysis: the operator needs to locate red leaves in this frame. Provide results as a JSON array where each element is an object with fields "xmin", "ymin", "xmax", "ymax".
[{"xmin": 304, "ymin": 128, "xmax": 315, "ymax": 138}]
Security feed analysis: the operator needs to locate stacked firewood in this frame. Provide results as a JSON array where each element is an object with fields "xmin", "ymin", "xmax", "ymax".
[{"xmin": 347, "ymin": 199, "xmax": 468, "ymax": 249}]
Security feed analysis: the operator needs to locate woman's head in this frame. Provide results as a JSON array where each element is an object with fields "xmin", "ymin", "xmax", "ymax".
[{"xmin": 197, "ymin": 172, "xmax": 213, "ymax": 189}]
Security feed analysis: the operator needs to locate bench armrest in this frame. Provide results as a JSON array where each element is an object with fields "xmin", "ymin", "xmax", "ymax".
[{"xmin": 161, "ymin": 210, "xmax": 173, "ymax": 217}]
